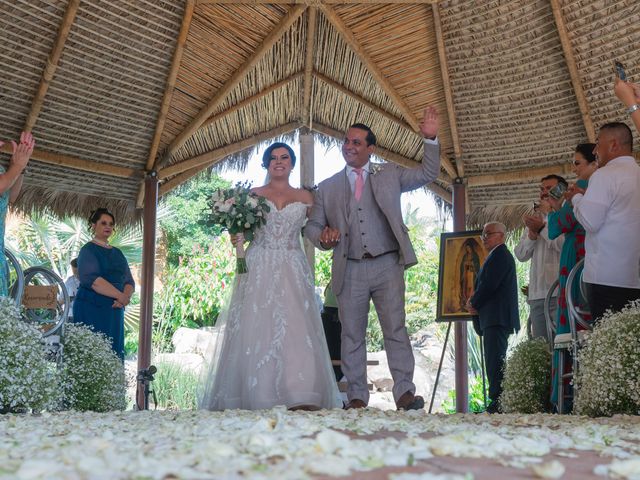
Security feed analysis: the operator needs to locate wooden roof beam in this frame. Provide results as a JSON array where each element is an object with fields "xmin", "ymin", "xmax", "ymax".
[
  {"xmin": 24, "ymin": 0, "xmax": 80, "ymax": 132},
  {"xmin": 197, "ymin": 1, "xmax": 437, "ymax": 4},
  {"xmin": 314, "ymin": 72, "xmax": 412, "ymax": 131},
  {"xmin": 166, "ymin": 4, "xmax": 306, "ymax": 158},
  {"xmin": 320, "ymin": 5, "xmax": 419, "ymax": 132},
  {"xmin": 0, "ymin": 144, "xmax": 142, "ymax": 179},
  {"xmin": 146, "ymin": 0, "xmax": 195, "ymax": 171},
  {"xmin": 301, "ymin": 7, "xmax": 317, "ymax": 127},
  {"xmin": 203, "ymin": 73, "xmax": 303, "ymax": 129},
  {"xmin": 432, "ymin": 2, "xmax": 463, "ymax": 177},
  {"xmin": 312, "ymin": 123, "xmax": 451, "ymax": 203},
  {"xmin": 158, "ymin": 122, "xmax": 300, "ymax": 181},
  {"xmin": 467, "ymin": 164, "xmax": 572, "ymax": 187},
  {"xmin": 550, "ymin": 0, "xmax": 596, "ymax": 142}
]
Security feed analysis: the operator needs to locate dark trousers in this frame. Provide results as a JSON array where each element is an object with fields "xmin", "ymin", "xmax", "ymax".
[
  {"xmin": 321, "ymin": 307, "xmax": 343, "ymax": 381},
  {"xmin": 585, "ymin": 282, "xmax": 640, "ymax": 322},
  {"xmin": 482, "ymin": 325, "xmax": 510, "ymax": 405}
]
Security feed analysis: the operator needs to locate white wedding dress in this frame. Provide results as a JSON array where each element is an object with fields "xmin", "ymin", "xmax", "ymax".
[{"xmin": 199, "ymin": 201, "xmax": 341, "ymax": 410}]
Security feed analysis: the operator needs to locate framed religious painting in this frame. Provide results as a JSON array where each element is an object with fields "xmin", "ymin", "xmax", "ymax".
[{"xmin": 436, "ymin": 230, "xmax": 487, "ymax": 322}]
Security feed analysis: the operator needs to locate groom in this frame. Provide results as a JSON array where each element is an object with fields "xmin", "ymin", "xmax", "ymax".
[{"xmin": 305, "ymin": 107, "xmax": 441, "ymax": 410}]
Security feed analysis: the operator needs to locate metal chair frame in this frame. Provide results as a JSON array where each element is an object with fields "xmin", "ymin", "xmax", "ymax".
[{"xmin": 5, "ymin": 249, "xmax": 70, "ymax": 366}]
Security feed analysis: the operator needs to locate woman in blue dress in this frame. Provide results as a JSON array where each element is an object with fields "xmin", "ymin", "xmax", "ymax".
[
  {"xmin": 546, "ymin": 143, "xmax": 597, "ymax": 412},
  {"xmin": 74, "ymin": 208, "xmax": 135, "ymax": 360},
  {"xmin": 0, "ymin": 132, "xmax": 34, "ymax": 296}
]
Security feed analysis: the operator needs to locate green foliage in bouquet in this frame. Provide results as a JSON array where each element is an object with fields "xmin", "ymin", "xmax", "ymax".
[
  {"xmin": 207, "ymin": 182, "xmax": 270, "ymax": 241},
  {"xmin": 574, "ymin": 301, "xmax": 640, "ymax": 417},
  {"xmin": 0, "ymin": 297, "xmax": 58, "ymax": 413},
  {"xmin": 60, "ymin": 323, "xmax": 126, "ymax": 412},
  {"xmin": 500, "ymin": 338, "xmax": 551, "ymax": 414}
]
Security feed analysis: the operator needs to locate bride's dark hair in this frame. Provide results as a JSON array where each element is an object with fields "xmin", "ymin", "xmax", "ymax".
[{"xmin": 261, "ymin": 142, "xmax": 297, "ymax": 169}]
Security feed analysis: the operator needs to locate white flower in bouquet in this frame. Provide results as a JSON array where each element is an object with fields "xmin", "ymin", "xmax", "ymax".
[{"xmin": 208, "ymin": 181, "xmax": 270, "ymax": 273}]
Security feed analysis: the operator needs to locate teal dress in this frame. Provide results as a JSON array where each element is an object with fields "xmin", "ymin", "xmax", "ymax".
[
  {"xmin": 73, "ymin": 242, "xmax": 134, "ymax": 360},
  {"xmin": 0, "ymin": 166, "xmax": 11, "ymax": 297},
  {"xmin": 547, "ymin": 178, "xmax": 588, "ymax": 411}
]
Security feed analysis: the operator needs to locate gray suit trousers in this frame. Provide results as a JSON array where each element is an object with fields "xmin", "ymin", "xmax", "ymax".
[{"xmin": 336, "ymin": 252, "xmax": 415, "ymax": 404}]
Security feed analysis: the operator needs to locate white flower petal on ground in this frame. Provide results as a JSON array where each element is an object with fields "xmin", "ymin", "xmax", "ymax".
[{"xmin": 531, "ymin": 460, "xmax": 565, "ymax": 478}]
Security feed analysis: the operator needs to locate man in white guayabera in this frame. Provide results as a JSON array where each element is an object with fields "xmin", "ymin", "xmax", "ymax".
[{"xmin": 566, "ymin": 122, "xmax": 640, "ymax": 321}]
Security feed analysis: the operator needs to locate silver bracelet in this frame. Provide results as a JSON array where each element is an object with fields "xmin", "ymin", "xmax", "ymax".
[{"xmin": 627, "ymin": 104, "xmax": 640, "ymax": 115}]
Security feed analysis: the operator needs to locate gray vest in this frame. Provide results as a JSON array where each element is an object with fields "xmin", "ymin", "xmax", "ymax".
[{"xmin": 347, "ymin": 176, "xmax": 399, "ymax": 259}]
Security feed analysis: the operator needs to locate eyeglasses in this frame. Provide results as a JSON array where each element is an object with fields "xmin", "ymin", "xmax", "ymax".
[{"xmin": 481, "ymin": 231, "xmax": 501, "ymax": 240}]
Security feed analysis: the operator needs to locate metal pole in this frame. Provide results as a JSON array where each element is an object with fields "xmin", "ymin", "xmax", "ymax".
[
  {"xmin": 452, "ymin": 177, "xmax": 469, "ymax": 413},
  {"xmin": 428, "ymin": 321, "xmax": 452, "ymax": 413},
  {"xmin": 136, "ymin": 172, "xmax": 158, "ymax": 410}
]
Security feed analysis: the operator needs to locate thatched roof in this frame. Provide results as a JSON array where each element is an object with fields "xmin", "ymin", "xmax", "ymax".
[{"xmin": 1, "ymin": 0, "xmax": 639, "ymax": 227}]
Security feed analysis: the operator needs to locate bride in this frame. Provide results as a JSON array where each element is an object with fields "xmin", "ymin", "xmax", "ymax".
[{"xmin": 199, "ymin": 142, "xmax": 342, "ymax": 410}]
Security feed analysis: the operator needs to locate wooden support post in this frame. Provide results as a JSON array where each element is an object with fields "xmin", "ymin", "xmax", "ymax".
[
  {"xmin": 300, "ymin": 131, "xmax": 315, "ymax": 272},
  {"xmin": 136, "ymin": 172, "xmax": 158, "ymax": 410},
  {"xmin": 452, "ymin": 178, "xmax": 469, "ymax": 413}
]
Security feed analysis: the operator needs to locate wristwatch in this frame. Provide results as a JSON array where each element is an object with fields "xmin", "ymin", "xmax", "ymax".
[{"xmin": 627, "ymin": 104, "xmax": 640, "ymax": 115}]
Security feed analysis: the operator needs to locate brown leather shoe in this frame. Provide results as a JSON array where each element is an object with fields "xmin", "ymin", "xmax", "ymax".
[
  {"xmin": 396, "ymin": 391, "xmax": 425, "ymax": 411},
  {"xmin": 344, "ymin": 398, "xmax": 367, "ymax": 409}
]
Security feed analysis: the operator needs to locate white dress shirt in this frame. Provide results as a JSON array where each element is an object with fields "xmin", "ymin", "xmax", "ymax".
[
  {"xmin": 514, "ymin": 216, "xmax": 564, "ymax": 301},
  {"xmin": 572, "ymin": 155, "xmax": 640, "ymax": 288}
]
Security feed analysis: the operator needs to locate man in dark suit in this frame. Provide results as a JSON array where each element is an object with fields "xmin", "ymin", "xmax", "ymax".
[{"xmin": 466, "ymin": 221, "xmax": 520, "ymax": 413}]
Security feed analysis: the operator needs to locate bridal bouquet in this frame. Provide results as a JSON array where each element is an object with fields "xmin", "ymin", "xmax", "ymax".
[{"xmin": 209, "ymin": 182, "xmax": 270, "ymax": 273}]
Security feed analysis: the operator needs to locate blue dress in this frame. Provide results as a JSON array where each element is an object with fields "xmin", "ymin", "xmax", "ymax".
[
  {"xmin": 73, "ymin": 242, "xmax": 135, "ymax": 360},
  {"xmin": 0, "ymin": 166, "xmax": 10, "ymax": 297}
]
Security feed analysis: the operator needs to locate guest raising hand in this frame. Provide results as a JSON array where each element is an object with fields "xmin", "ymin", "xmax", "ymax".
[{"xmin": 0, "ymin": 131, "xmax": 34, "ymax": 296}]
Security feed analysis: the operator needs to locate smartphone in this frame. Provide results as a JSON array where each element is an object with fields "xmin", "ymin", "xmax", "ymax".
[
  {"xmin": 615, "ymin": 60, "xmax": 627, "ymax": 81},
  {"xmin": 549, "ymin": 182, "xmax": 567, "ymax": 200}
]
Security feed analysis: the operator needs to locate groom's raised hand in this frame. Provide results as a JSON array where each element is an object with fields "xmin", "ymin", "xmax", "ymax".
[
  {"xmin": 419, "ymin": 106, "xmax": 439, "ymax": 140},
  {"xmin": 319, "ymin": 226, "xmax": 341, "ymax": 249}
]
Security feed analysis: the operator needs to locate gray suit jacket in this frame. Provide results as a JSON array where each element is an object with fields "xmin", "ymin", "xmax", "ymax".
[{"xmin": 304, "ymin": 141, "xmax": 440, "ymax": 295}]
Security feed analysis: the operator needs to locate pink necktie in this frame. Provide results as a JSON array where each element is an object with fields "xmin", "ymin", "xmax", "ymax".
[{"xmin": 354, "ymin": 168, "xmax": 364, "ymax": 201}]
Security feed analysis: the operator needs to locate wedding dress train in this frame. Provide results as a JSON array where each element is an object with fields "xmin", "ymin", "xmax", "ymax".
[{"xmin": 199, "ymin": 201, "xmax": 342, "ymax": 410}]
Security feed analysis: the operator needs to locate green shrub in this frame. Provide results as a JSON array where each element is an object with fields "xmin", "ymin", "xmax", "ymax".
[
  {"xmin": 60, "ymin": 323, "xmax": 126, "ymax": 412},
  {"xmin": 153, "ymin": 242, "xmax": 235, "ymax": 353},
  {"xmin": 442, "ymin": 375, "xmax": 488, "ymax": 414},
  {"xmin": 0, "ymin": 297, "xmax": 58, "ymax": 413},
  {"xmin": 500, "ymin": 338, "xmax": 551, "ymax": 414},
  {"xmin": 152, "ymin": 362, "xmax": 199, "ymax": 410},
  {"xmin": 574, "ymin": 301, "xmax": 640, "ymax": 417}
]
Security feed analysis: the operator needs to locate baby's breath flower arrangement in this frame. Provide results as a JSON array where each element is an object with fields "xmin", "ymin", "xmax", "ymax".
[
  {"xmin": 500, "ymin": 338, "xmax": 551, "ymax": 414},
  {"xmin": 207, "ymin": 181, "xmax": 270, "ymax": 273},
  {"xmin": 0, "ymin": 297, "xmax": 58, "ymax": 413},
  {"xmin": 60, "ymin": 323, "xmax": 126, "ymax": 412},
  {"xmin": 574, "ymin": 301, "xmax": 640, "ymax": 417}
]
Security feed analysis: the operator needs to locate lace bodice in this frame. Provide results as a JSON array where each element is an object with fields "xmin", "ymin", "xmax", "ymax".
[{"xmin": 249, "ymin": 200, "xmax": 309, "ymax": 250}]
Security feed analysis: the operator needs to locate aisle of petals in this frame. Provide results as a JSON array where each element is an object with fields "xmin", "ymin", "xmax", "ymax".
[{"xmin": 1, "ymin": 408, "xmax": 639, "ymax": 479}]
